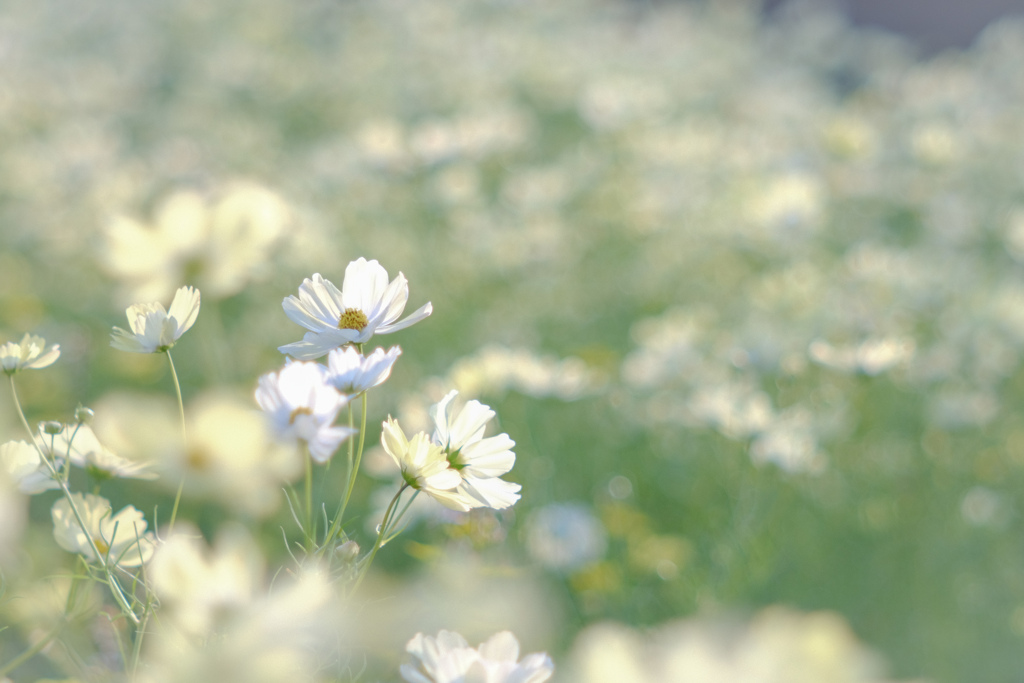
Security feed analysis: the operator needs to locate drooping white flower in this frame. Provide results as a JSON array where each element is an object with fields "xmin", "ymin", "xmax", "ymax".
[
  {"xmin": 326, "ymin": 345, "xmax": 402, "ymax": 394},
  {"xmin": 51, "ymin": 492, "xmax": 155, "ymax": 567},
  {"xmin": 255, "ymin": 361, "xmax": 355, "ymax": 463},
  {"xmin": 380, "ymin": 417, "xmax": 468, "ymax": 510},
  {"xmin": 47, "ymin": 423, "xmax": 157, "ymax": 481},
  {"xmin": 110, "ymin": 286, "xmax": 201, "ymax": 353},
  {"xmin": 430, "ymin": 390, "xmax": 521, "ymax": 510},
  {"xmin": 0, "ymin": 440, "xmax": 59, "ymax": 494},
  {"xmin": 0, "ymin": 334, "xmax": 60, "ymax": 375},
  {"xmin": 278, "ymin": 258, "xmax": 432, "ymax": 360},
  {"xmin": 401, "ymin": 630, "xmax": 554, "ymax": 683}
]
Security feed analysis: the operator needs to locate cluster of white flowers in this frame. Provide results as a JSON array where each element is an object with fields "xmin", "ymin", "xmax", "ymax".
[
  {"xmin": 102, "ymin": 183, "xmax": 293, "ymax": 304},
  {"xmin": 565, "ymin": 607, "xmax": 908, "ymax": 683},
  {"xmin": 0, "ymin": 253, "xmax": 544, "ymax": 681}
]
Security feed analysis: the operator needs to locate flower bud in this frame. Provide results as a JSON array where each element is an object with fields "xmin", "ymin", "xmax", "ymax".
[
  {"xmin": 41, "ymin": 420, "xmax": 64, "ymax": 435},
  {"xmin": 74, "ymin": 404, "xmax": 95, "ymax": 424},
  {"xmin": 335, "ymin": 540, "xmax": 360, "ymax": 563}
]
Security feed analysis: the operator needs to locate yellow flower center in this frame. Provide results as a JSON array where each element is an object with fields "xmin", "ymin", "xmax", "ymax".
[
  {"xmin": 338, "ymin": 308, "xmax": 368, "ymax": 331},
  {"xmin": 186, "ymin": 446, "xmax": 211, "ymax": 471},
  {"xmin": 289, "ymin": 406, "xmax": 313, "ymax": 425},
  {"xmin": 93, "ymin": 537, "xmax": 110, "ymax": 556}
]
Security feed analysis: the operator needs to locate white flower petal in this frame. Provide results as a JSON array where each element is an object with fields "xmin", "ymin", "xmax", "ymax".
[{"xmin": 167, "ymin": 286, "xmax": 201, "ymax": 337}]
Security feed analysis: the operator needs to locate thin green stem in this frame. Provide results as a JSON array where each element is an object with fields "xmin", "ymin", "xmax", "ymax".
[
  {"xmin": 8, "ymin": 379, "xmax": 139, "ymax": 625},
  {"xmin": 348, "ymin": 483, "xmax": 407, "ymax": 597},
  {"xmin": 0, "ymin": 621, "xmax": 63, "ymax": 678},
  {"xmin": 165, "ymin": 350, "xmax": 187, "ymax": 440},
  {"xmin": 320, "ymin": 391, "xmax": 368, "ymax": 556},
  {"xmin": 130, "ymin": 605, "xmax": 151, "ymax": 679},
  {"xmin": 165, "ymin": 350, "xmax": 187, "ymax": 534},
  {"xmin": 304, "ymin": 452, "xmax": 314, "ymax": 548},
  {"xmin": 8, "ymin": 375, "xmax": 37, "ymax": 448}
]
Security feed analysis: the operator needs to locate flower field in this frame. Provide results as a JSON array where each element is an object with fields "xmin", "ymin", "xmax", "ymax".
[{"xmin": 1, "ymin": 0, "xmax": 1023, "ymax": 680}]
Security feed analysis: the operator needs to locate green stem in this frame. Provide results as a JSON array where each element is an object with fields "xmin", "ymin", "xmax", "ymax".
[
  {"xmin": 304, "ymin": 451, "xmax": 314, "ymax": 547},
  {"xmin": 165, "ymin": 350, "xmax": 187, "ymax": 534},
  {"xmin": 348, "ymin": 483, "xmax": 407, "ymax": 597},
  {"xmin": 0, "ymin": 621, "xmax": 63, "ymax": 678},
  {"xmin": 8, "ymin": 375, "xmax": 37, "ymax": 449},
  {"xmin": 8, "ymin": 378, "xmax": 139, "ymax": 625},
  {"xmin": 130, "ymin": 605, "xmax": 151, "ymax": 678},
  {"xmin": 320, "ymin": 391, "xmax": 368, "ymax": 556}
]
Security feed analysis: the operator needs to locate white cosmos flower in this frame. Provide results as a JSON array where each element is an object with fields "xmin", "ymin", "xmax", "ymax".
[
  {"xmin": 326, "ymin": 345, "xmax": 402, "ymax": 394},
  {"xmin": 0, "ymin": 333, "xmax": 60, "ymax": 374},
  {"xmin": 48, "ymin": 423, "xmax": 157, "ymax": 481},
  {"xmin": 1, "ymin": 440, "xmax": 59, "ymax": 494},
  {"xmin": 110, "ymin": 286, "xmax": 201, "ymax": 353},
  {"xmin": 401, "ymin": 630, "xmax": 554, "ymax": 683},
  {"xmin": 51, "ymin": 492, "xmax": 155, "ymax": 567},
  {"xmin": 380, "ymin": 417, "xmax": 468, "ymax": 510},
  {"xmin": 278, "ymin": 258, "xmax": 432, "ymax": 360},
  {"xmin": 255, "ymin": 361, "xmax": 355, "ymax": 463},
  {"xmin": 430, "ymin": 390, "xmax": 521, "ymax": 510}
]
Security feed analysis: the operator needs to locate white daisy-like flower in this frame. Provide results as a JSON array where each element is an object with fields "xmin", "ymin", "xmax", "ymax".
[
  {"xmin": 1, "ymin": 440, "xmax": 59, "ymax": 494},
  {"xmin": 255, "ymin": 361, "xmax": 355, "ymax": 463},
  {"xmin": 110, "ymin": 286, "xmax": 201, "ymax": 353},
  {"xmin": 278, "ymin": 258, "xmax": 432, "ymax": 360},
  {"xmin": 430, "ymin": 390, "xmax": 521, "ymax": 510},
  {"xmin": 401, "ymin": 630, "xmax": 554, "ymax": 683},
  {"xmin": 326, "ymin": 345, "xmax": 402, "ymax": 394},
  {"xmin": 47, "ymin": 423, "xmax": 157, "ymax": 481},
  {"xmin": 51, "ymin": 492, "xmax": 156, "ymax": 567},
  {"xmin": 0, "ymin": 333, "xmax": 60, "ymax": 375},
  {"xmin": 380, "ymin": 417, "xmax": 469, "ymax": 511}
]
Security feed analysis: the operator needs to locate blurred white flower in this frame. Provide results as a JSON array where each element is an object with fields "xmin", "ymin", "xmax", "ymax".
[
  {"xmin": 278, "ymin": 258, "xmax": 432, "ymax": 360},
  {"xmin": 92, "ymin": 391, "xmax": 304, "ymax": 517},
  {"xmin": 525, "ymin": 503, "xmax": 607, "ymax": 573},
  {"xmin": 446, "ymin": 346, "xmax": 605, "ymax": 400},
  {"xmin": 0, "ymin": 333, "xmax": 60, "ymax": 374},
  {"xmin": 566, "ymin": 607, "xmax": 897, "ymax": 683},
  {"xmin": 110, "ymin": 286, "xmax": 201, "ymax": 353},
  {"xmin": 381, "ymin": 417, "xmax": 468, "ymax": 510},
  {"xmin": 750, "ymin": 407, "xmax": 824, "ymax": 474},
  {"xmin": 430, "ymin": 390, "xmax": 520, "ymax": 510},
  {"xmin": 401, "ymin": 630, "xmax": 554, "ymax": 683},
  {"xmin": 103, "ymin": 183, "xmax": 293, "ymax": 302},
  {"xmin": 255, "ymin": 361, "xmax": 355, "ymax": 463},
  {"xmin": 51, "ymin": 492, "xmax": 155, "ymax": 567},
  {"xmin": 808, "ymin": 337, "xmax": 916, "ymax": 376},
  {"xmin": 139, "ymin": 562, "xmax": 341, "ymax": 683},
  {"xmin": 0, "ymin": 440, "xmax": 59, "ymax": 494},
  {"xmin": 150, "ymin": 524, "xmax": 262, "ymax": 636},
  {"xmin": 0, "ymin": 464, "xmax": 27, "ymax": 565},
  {"xmin": 47, "ymin": 423, "xmax": 156, "ymax": 480},
  {"xmin": 326, "ymin": 345, "xmax": 402, "ymax": 394}
]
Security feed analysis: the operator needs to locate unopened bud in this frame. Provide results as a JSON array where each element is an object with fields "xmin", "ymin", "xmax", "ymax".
[
  {"xmin": 335, "ymin": 540, "xmax": 360, "ymax": 563},
  {"xmin": 74, "ymin": 404, "xmax": 95, "ymax": 424},
  {"xmin": 41, "ymin": 420, "xmax": 63, "ymax": 435}
]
